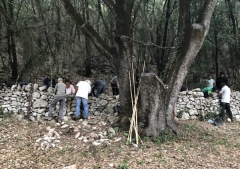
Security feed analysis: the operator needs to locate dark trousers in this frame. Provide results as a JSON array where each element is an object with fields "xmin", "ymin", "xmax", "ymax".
[
  {"xmin": 111, "ymin": 83, "xmax": 119, "ymax": 96},
  {"xmin": 48, "ymin": 95, "xmax": 65, "ymax": 120},
  {"xmin": 220, "ymin": 102, "xmax": 233, "ymax": 121},
  {"xmin": 96, "ymin": 84, "xmax": 105, "ymax": 98}
]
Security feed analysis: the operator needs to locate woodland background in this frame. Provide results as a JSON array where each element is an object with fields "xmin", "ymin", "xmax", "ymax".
[{"xmin": 0, "ymin": 0, "xmax": 240, "ymax": 89}]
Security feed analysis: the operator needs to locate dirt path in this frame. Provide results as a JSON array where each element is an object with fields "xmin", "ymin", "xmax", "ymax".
[{"xmin": 0, "ymin": 118, "xmax": 240, "ymax": 169}]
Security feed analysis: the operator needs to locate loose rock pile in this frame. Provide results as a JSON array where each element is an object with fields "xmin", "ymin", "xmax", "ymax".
[
  {"xmin": 35, "ymin": 116, "xmax": 122, "ymax": 151},
  {"xmin": 35, "ymin": 127, "xmax": 61, "ymax": 150},
  {"xmin": 176, "ymin": 88, "xmax": 240, "ymax": 121}
]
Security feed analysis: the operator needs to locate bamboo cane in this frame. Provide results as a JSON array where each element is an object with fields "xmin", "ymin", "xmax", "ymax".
[
  {"xmin": 128, "ymin": 71, "xmax": 134, "ymax": 143},
  {"xmin": 128, "ymin": 61, "xmax": 145, "ymax": 145}
]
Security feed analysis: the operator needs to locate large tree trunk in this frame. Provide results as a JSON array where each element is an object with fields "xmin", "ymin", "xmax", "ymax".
[
  {"xmin": 113, "ymin": 0, "xmax": 134, "ymax": 128},
  {"xmin": 226, "ymin": 0, "xmax": 240, "ymax": 77},
  {"xmin": 84, "ymin": 0, "xmax": 92, "ymax": 77},
  {"xmin": 5, "ymin": 0, "xmax": 18, "ymax": 81},
  {"xmin": 141, "ymin": 73, "xmax": 166, "ymax": 137},
  {"xmin": 60, "ymin": 0, "xmax": 134, "ymax": 129},
  {"xmin": 141, "ymin": 0, "xmax": 217, "ymax": 136}
]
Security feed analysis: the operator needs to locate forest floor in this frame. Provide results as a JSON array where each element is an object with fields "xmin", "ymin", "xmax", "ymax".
[{"xmin": 1, "ymin": 116, "xmax": 240, "ymax": 169}]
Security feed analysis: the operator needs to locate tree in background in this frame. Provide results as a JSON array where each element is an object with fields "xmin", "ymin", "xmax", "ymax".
[{"xmin": 61, "ymin": 0, "xmax": 217, "ymax": 136}]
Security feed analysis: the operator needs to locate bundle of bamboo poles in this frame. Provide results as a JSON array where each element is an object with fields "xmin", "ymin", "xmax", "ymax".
[{"xmin": 127, "ymin": 61, "xmax": 145, "ymax": 145}]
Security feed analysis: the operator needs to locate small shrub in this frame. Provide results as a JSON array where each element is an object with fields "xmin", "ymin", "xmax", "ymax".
[{"xmin": 117, "ymin": 160, "xmax": 129, "ymax": 169}]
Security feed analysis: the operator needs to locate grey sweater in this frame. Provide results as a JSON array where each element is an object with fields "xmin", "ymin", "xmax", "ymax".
[{"xmin": 54, "ymin": 82, "xmax": 66, "ymax": 96}]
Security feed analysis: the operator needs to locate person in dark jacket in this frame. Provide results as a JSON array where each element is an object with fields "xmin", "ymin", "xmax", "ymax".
[
  {"xmin": 111, "ymin": 76, "xmax": 119, "ymax": 96},
  {"xmin": 43, "ymin": 75, "xmax": 51, "ymax": 88},
  {"xmin": 216, "ymin": 72, "xmax": 228, "ymax": 91},
  {"xmin": 91, "ymin": 80, "xmax": 106, "ymax": 98}
]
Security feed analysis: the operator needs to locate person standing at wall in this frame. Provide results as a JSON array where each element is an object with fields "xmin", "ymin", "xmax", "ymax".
[
  {"xmin": 206, "ymin": 74, "xmax": 215, "ymax": 88},
  {"xmin": 219, "ymin": 82, "xmax": 233, "ymax": 122},
  {"xmin": 73, "ymin": 80, "xmax": 91, "ymax": 125},
  {"xmin": 111, "ymin": 76, "xmax": 119, "ymax": 96},
  {"xmin": 48, "ymin": 78, "xmax": 66, "ymax": 123},
  {"xmin": 91, "ymin": 80, "xmax": 106, "ymax": 98},
  {"xmin": 43, "ymin": 74, "xmax": 51, "ymax": 89},
  {"xmin": 216, "ymin": 72, "xmax": 228, "ymax": 91},
  {"xmin": 65, "ymin": 79, "xmax": 75, "ymax": 95}
]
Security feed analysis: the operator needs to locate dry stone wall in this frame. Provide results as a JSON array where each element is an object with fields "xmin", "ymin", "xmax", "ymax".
[
  {"xmin": 176, "ymin": 88, "xmax": 240, "ymax": 121},
  {"xmin": 1, "ymin": 85, "xmax": 240, "ymax": 122},
  {"xmin": 0, "ymin": 84, "xmax": 119, "ymax": 121}
]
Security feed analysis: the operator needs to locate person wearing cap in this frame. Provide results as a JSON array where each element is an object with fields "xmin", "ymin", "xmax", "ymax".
[
  {"xmin": 48, "ymin": 78, "xmax": 66, "ymax": 123},
  {"xmin": 73, "ymin": 80, "xmax": 91, "ymax": 125}
]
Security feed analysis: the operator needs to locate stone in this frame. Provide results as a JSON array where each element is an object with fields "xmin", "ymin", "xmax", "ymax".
[
  {"xmin": 102, "ymin": 104, "xmax": 115, "ymax": 114},
  {"xmin": 235, "ymin": 115, "xmax": 240, "ymax": 122},
  {"xmin": 39, "ymin": 86, "xmax": 47, "ymax": 91},
  {"xmin": 114, "ymin": 137, "xmax": 122, "ymax": 142},
  {"xmin": 37, "ymin": 109, "xmax": 46, "ymax": 114},
  {"xmin": 106, "ymin": 116, "xmax": 116, "ymax": 124},
  {"xmin": 92, "ymin": 141, "xmax": 101, "ymax": 146},
  {"xmin": 75, "ymin": 132, "xmax": 81, "ymax": 139},
  {"xmin": 107, "ymin": 127, "xmax": 116, "ymax": 137},
  {"xmin": 33, "ymin": 92, "xmax": 41, "ymax": 99},
  {"xmin": 98, "ymin": 99, "xmax": 108, "ymax": 106},
  {"xmin": 189, "ymin": 109, "xmax": 198, "ymax": 116},
  {"xmin": 21, "ymin": 85, "xmax": 26, "ymax": 91},
  {"xmin": 30, "ymin": 116, "xmax": 35, "ymax": 121},
  {"xmin": 25, "ymin": 84, "xmax": 31, "ymax": 92},
  {"xmin": 17, "ymin": 84, "xmax": 21, "ymax": 91},
  {"xmin": 61, "ymin": 124, "xmax": 69, "ymax": 129},
  {"xmin": 32, "ymin": 112, "xmax": 38, "ymax": 117},
  {"xmin": 24, "ymin": 102, "xmax": 29, "ymax": 107},
  {"xmin": 33, "ymin": 83, "xmax": 38, "ymax": 91},
  {"xmin": 94, "ymin": 111, "xmax": 101, "ymax": 116},
  {"xmin": 192, "ymin": 88, "xmax": 201, "ymax": 92},
  {"xmin": 41, "ymin": 95, "xmax": 48, "ymax": 100},
  {"xmin": 33, "ymin": 99, "xmax": 48, "ymax": 108},
  {"xmin": 63, "ymin": 116, "xmax": 70, "ymax": 122},
  {"xmin": 63, "ymin": 164, "xmax": 77, "ymax": 169},
  {"xmin": 4, "ymin": 97, "xmax": 9, "ymax": 101},
  {"xmin": 11, "ymin": 85, "xmax": 17, "ymax": 91},
  {"xmin": 47, "ymin": 87, "xmax": 53, "ymax": 93},
  {"xmin": 181, "ymin": 112, "xmax": 190, "ymax": 120}
]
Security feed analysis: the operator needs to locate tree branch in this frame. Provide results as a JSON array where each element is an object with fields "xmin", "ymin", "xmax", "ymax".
[
  {"xmin": 0, "ymin": 5, "xmax": 11, "ymax": 24},
  {"xmin": 60, "ymin": 0, "xmax": 114, "ymax": 64},
  {"xmin": 102, "ymin": 0, "xmax": 116, "ymax": 14}
]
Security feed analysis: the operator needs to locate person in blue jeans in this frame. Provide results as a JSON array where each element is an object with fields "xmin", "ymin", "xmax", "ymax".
[
  {"xmin": 91, "ymin": 80, "xmax": 106, "ymax": 98},
  {"xmin": 73, "ymin": 80, "xmax": 91, "ymax": 125}
]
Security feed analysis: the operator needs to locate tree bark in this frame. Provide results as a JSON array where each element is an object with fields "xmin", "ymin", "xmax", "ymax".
[
  {"xmin": 84, "ymin": 0, "xmax": 92, "ymax": 77},
  {"xmin": 226, "ymin": 0, "xmax": 240, "ymax": 77},
  {"xmin": 141, "ymin": 0, "xmax": 218, "ymax": 136},
  {"xmin": 61, "ymin": 0, "xmax": 134, "ymax": 128},
  {"xmin": 141, "ymin": 73, "xmax": 166, "ymax": 137},
  {"xmin": 6, "ymin": 0, "xmax": 18, "ymax": 81}
]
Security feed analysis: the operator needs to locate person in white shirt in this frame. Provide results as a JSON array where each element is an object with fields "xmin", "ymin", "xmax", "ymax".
[
  {"xmin": 73, "ymin": 80, "xmax": 91, "ymax": 124},
  {"xmin": 206, "ymin": 75, "xmax": 215, "ymax": 88},
  {"xmin": 219, "ymin": 82, "xmax": 233, "ymax": 122}
]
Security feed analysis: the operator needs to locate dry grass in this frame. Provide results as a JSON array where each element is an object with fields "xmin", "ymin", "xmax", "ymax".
[{"xmin": 1, "ymin": 118, "xmax": 240, "ymax": 169}]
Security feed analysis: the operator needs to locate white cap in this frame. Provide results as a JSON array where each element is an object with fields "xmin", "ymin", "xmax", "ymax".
[
  {"xmin": 85, "ymin": 80, "xmax": 91, "ymax": 86},
  {"xmin": 58, "ymin": 78, "xmax": 63, "ymax": 82}
]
